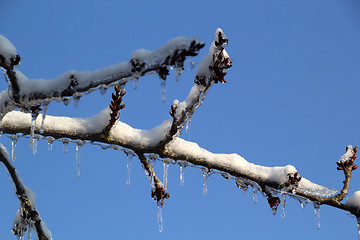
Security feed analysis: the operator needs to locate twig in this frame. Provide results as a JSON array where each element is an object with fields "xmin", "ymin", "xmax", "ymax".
[
  {"xmin": 103, "ymin": 86, "xmax": 126, "ymax": 135},
  {"xmin": 0, "ymin": 144, "xmax": 51, "ymax": 240}
]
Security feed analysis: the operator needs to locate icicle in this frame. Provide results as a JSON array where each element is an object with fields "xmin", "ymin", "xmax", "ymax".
[
  {"xmin": 198, "ymin": 91, "xmax": 204, "ymax": 107},
  {"xmin": 313, "ymin": 202, "xmax": 321, "ymax": 229},
  {"xmin": 133, "ymin": 78, "xmax": 139, "ymax": 89},
  {"xmin": 8, "ymin": 134, "xmax": 20, "ymax": 161},
  {"xmin": 298, "ymin": 197, "xmax": 308, "ymax": 209},
  {"xmin": 202, "ymin": 169, "xmax": 209, "ymax": 196},
  {"xmin": 357, "ymin": 217, "xmax": 360, "ymax": 240},
  {"xmin": 99, "ymin": 85, "xmax": 108, "ymax": 95},
  {"xmin": 39, "ymin": 103, "xmax": 49, "ymax": 134},
  {"xmin": 73, "ymin": 96, "xmax": 81, "ymax": 107},
  {"xmin": 29, "ymin": 112, "xmax": 38, "ymax": 150},
  {"xmin": 179, "ymin": 162, "xmax": 186, "ymax": 186},
  {"xmin": 47, "ymin": 137, "xmax": 55, "ymax": 152},
  {"xmin": 62, "ymin": 97, "xmax": 72, "ymax": 106},
  {"xmin": 160, "ymin": 79, "xmax": 166, "ymax": 103},
  {"xmin": 32, "ymin": 135, "xmax": 41, "ymax": 155},
  {"xmin": 61, "ymin": 138, "xmax": 71, "ymax": 153},
  {"xmin": 149, "ymin": 157, "xmax": 156, "ymax": 187},
  {"xmin": 186, "ymin": 116, "xmax": 191, "ymax": 133},
  {"xmin": 235, "ymin": 178, "xmax": 248, "ymax": 193},
  {"xmin": 280, "ymin": 193, "xmax": 286, "ymax": 218},
  {"xmin": 75, "ymin": 140, "xmax": 84, "ymax": 178},
  {"xmin": 163, "ymin": 159, "xmax": 170, "ymax": 190},
  {"xmin": 271, "ymin": 206, "xmax": 278, "ymax": 215},
  {"xmin": 188, "ymin": 60, "xmax": 197, "ymax": 70},
  {"xmin": 125, "ymin": 150, "xmax": 134, "ymax": 187},
  {"xmin": 157, "ymin": 200, "xmax": 164, "ymax": 232},
  {"xmin": 252, "ymin": 188, "xmax": 258, "ymax": 204}
]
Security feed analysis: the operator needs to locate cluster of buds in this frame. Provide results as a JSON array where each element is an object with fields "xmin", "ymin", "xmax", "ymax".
[
  {"xmin": 287, "ymin": 172, "xmax": 302, "ymax": 188},
  {"xmin": 151, "ymin": 186, "xmax": 170, "ymax": 204},
  {"xmin": 130, "ymin": 58, "xmax": 145, "ymax": 73},
  {"xmin": 12, "ymin": 196, "xmax": 39, "ymax": 236},
  {"xmin": 337, "ymin": 146, "xmax": 358, "ymax": 171},
  {"xmin": 109, "ymin": 86, "xmax": 126, "ymax": 122},
  {"xmin": 0, "ymin": 53, "xmax": 21, "ymax": 67},
  {"xmin": 266, "ymin": 193, "xmax": 281, "ymax": 212}
]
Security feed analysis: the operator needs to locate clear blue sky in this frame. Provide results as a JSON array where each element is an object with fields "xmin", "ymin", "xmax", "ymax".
[{"xmin": 1, "ymin": 0, "xmax": 360, "ymax": 239}]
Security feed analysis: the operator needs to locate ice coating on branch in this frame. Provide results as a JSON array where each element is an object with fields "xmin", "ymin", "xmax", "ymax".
[
  {"xmin": 346, "ymin": 191, "xmax": 360, "ymax": 209},
  {"xmin": 0, "ymin": 35, "xmax": 17, "ymax": 61},
  {"xmin": 0, "ymin": 142, "xmax": 10, "ymax": 160}
]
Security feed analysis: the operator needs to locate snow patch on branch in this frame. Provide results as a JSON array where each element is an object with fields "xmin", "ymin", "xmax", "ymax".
[
  {"xmin": 346, "ymin": 191, "xmax": 360, "ymax": 209},
  {"xmin": 0, "ymin": 35, "xmax": 17, "ymax": 61}
]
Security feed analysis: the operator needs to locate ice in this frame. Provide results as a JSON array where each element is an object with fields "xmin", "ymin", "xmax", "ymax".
[
  {"xmin": 73, "ymin": 94, "xmax": 82, "ymax": 107},
  {"xmin": 46, "ymin": 136, "xmax": 55, "ymax": 152},
  {"xmin": 185, "ymin": 116, "xmax": 191, "ymax": 133},
  {"xmin": 133, "ymin": 78, "xmax": 139, "ymax": 89},
  {"xmin": 160, "ymin": 79, "xmax": 166, "ymax": 103},
  {"xmin": 62, "ymin": 97, "xmax": 72, "ymax": 106},
  {"xmin": 61, "ymin": 138, "xmax": 71, "ymax": 153},
  {"xmin": 202, "ymin": 168, "xmax": 209, "ymax": 196},
  {"xmin": 125, "ymin": 149, "xmax": 134, "ymax": 187},
  {"xmin": 252, "ymin": 188, "xmax": 258, "ymax": 204},
  {"xmin": 188, "ymin": 60, "xmax": 197, "ymax": 70},
  {"xmin": 39, "ymin": 103, "xmax": 49, "ymax": 134},
  {"xmin": 313, "ymin": 202, "xmax": 321, "ymax": 229},
  {"xmin": 32, "ymin": 135, "xmax": 41, "ymax": 155},
  {"xmin": 179, "ymin": 162, "xmax": 186, "ymax": 186},
  {"xmin": 235, "ymin": 178, "xmax": 249, "ymax": 193},
  {"xmin": 163, "ymin": 159, "xmax": 170, "ymax": 190},
  {"xmin": 280, "ymin": 193, "xmax": 286, "ymax": 218},
  {"xmin": 157, "ymin": 200, "xmax": 164, "ymax": 232},
  {"xmin": 75, "ymin": 140, "xmax": 85, "ymax": 178},
  {"xmin": 29, "ymin": 112, "xmax": 38, "ymax": 150},
  {"xmin": 298, "ymin": 197, "xmax": 308, "ymax": 209},
  {"xmin": 99, "ymin": 85, "xmax": 108, "ymax": 95},
  {"xmin": 340, "ymin": 145, "xmax": 355, "ymax": 162},
  {"xmin": 8, "ymin": 134, "xmax": 20, "ymax": 161}
]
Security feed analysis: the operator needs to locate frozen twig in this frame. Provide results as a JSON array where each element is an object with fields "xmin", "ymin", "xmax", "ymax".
[
  {"xmin": 0, "ymin": 143, "xmax": 52, "ymax": 240},
  {"xmin": 103, "ymin": 86, "xmax": 126, "ymax": 135}
]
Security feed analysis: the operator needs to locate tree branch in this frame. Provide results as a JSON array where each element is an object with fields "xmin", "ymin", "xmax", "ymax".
[{"xmin": 0, "ymin": 144, "xmax": 52, "ymax": 239}]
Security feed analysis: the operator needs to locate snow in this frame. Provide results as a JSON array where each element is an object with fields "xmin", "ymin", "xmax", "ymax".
[
  {"xmin": 339, "ymin": 145, "xmax": 355, "ymax": 162},
  {"xmin": 346, "ymin": 191, "xmax": 360, "ymax": 209},
  {"xmin": 0, "ymin": 142, "xmax": 10, "ymax": 160},
  {"xmin": 0, "ymin": 35, "xmax": 17, "ymax": 61}
]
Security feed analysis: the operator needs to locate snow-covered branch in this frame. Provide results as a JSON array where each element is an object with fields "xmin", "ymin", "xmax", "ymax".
[
  {"xmin": 0, "ymin": 144, "xmax": 52, "ymax": 240},
  {"xmin": 1, "ymin": 28, "xmax": 359, "ymax": 238}
]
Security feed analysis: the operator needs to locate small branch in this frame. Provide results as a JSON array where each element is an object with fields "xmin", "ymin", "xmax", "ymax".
[
  {"xmin": 0, "ymin": 53, "xmax": 21, "ymax": 103},
  {"xmin": 137, "ymin": 153, "xmax": 170, "ymax": 204},
  {"xmin": 0, "ymin": 144, "xmax": 52, "ymax": 240},
  {"xmin": 103, "ymin": 86, "xmax": 125, "ymax": 135}
]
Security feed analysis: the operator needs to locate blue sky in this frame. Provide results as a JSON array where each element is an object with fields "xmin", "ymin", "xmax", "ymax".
[{"xmin": 1, "ymin": 0, "xmax": 360, "ymax": 239}]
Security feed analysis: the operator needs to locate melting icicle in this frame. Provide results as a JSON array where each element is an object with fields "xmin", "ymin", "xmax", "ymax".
[
  {"xmin": 157, "ymin": 200, "xmax": 164, "ymax": 232},
  {"xmin": 29, "ymin": 112, "xmax": 37, "ymax": 149},
  {"xmin": 73, "ymin": 96, "xmax": 80, "ymax": 107},
  {"xmin": 47, "ymin": 137, "xmax": 55, "ymax": 152},
  {"xmin": 313, "ymin": 202, "xmax": 321, "ymax": 229},
  {"xmin": 198, "ymin": 91, "xmax": 205, "ymax": 107},
  {"xmin": 186, "ymin": 117, "xmax": 191, "ymax": 133},
  {"xmin": 99, "ymin": 85, "xmax": 108, "ymax": 95},
  {"xmin": 202, "ymin": 169, "xmax": 209, "ymax": 196},
  {"xmin": 280, "ymin": 193, "xmax": 286, "ymax": 218},
  {"xmin": 188, "ymin": 60, "xmax": 197, "ymax": 70},
  {"xmin": 179, "ymin": 162, "xmax": 186, "ymax": 186},
  {"xmin": 272, "ymin": 206, "xmax": 278, "ymax": 215},
  {"xmin": 39, "ymin": 103, "xmax": 49, "ymax": 134},
  {"xmin": 75, "ymin": 140, "xmax": 84, "ymax": 178},
  {"xmin": 125, "ymin": 150, "xmax": 134, "ymax": 187},
  {"xmin": 235, "ymin": 178, "xmax": 249, "ymax": 193},
  {"xmin": 160, "ymin": 79, "xmax": 166, "ymax": 103},
  {"xmin": 298, "ymin": 197, "xmax": 308, "ymax": 209},
  {"xmin": 8, "ymin": 134, "xmax": 20, "ymax": 161},
  {"xmin": 61, "ymin": 138, "xmax": 71, "ymax": 153},
  {"xmin": 133, "ymin": 78, "xmax": 139, "ymax": 89},
  {"xmin": 163, "ymin": 159, "xmax": 170, "ymax": 190},
  {"xmin": 32, "ymin": 135, "xmax": 41, "ymax": 155},
  {"xmin": 253, "ymin": 188, "xmax": 258, "ymax": 204},
  {"xmin": 62, "ymin": 97, "xmax": 72, "ymax": 106}
]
